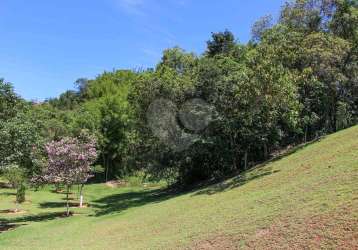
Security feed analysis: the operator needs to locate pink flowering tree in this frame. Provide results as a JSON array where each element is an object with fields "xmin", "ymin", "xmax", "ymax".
[{"xmin": 39, "ymin": 134, "xmax": 97, "ymax": 216}]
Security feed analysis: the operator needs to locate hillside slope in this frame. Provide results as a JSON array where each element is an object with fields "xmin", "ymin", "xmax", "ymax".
[{"xmin": 0, "ymin": 126, "xmax": 357, "ymax": 249}]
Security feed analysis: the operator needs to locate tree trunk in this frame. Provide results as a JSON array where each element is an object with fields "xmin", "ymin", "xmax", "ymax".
[
  {"xmin": 79, "ymin": 184, "xmax": 84, "ymax": 208},
  {"xmin": 66, "ymin": 185, "xmax": 70, "ymax": 216},
  {"xmin": 55, "ymin": 183, "xmax": 60, "ymax": 193},
  {"xmin": 244, "ymin": 150, "xmax": 248, "ymax": 171},
  {"xmin": 230, "ymin": 133, "xmax": 237, "ymax": 170},
  {"xmin": 15, "ymin": 183, "xmax": 25, "ymax": 212},
  {"xmin": 263, "ymin": 143, "xmax": 268, "ymax": 160},
  {"xmin": 105, "ymin": 156, "xmax": 109, "ymax": 182},
  {"xmin": 304, "ymin": 126, "xmax": 308, "ymax": 143},
  {"xmin": 15, "ymin": 200, "xmax": 19, "ymax": 213},
  {"xmin": 333, "ymin": 101, "xmax": 337, "ymax": 132}
]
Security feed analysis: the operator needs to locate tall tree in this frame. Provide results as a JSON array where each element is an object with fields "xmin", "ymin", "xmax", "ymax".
[
  {"xmin": 0, "ymin": 79, "xmax": 21, "ymax": 121},
  {"xmin": 206, "ymin": 30, "xmax": 236, "ymax": 57}
]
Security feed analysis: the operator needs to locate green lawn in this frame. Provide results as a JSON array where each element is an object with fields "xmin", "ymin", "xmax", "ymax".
[{"xmin": 0, "ymin": 126, "xmax": 357, "ymax": 249}]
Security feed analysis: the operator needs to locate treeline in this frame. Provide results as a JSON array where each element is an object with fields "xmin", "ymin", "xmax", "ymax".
[{"xmin": 1, "ymin": 0, "xmax": 357, "ymax": 187}]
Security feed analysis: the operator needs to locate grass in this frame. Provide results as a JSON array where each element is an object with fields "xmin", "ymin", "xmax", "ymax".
[{"xmin": 0, "ymin": 125, "xmax": 357, "ymax": 249}]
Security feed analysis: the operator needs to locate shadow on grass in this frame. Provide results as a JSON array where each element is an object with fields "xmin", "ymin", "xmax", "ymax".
[
  {"xmin": 192, "ymin": 139, "xmax": 320, "ymax": 196},
  {"xmin": 39, "ymin": 201, "xmax": 79, "ymax": 208},
  {"xmin": 193, "ymin": 169, "xmax": 280, "ymax": 196},
  {"xmin": 0, "ymin": 191, "xmax": 16, "ymax": 196},
  {"xmin": 0, "ymin": 223, "xmax": 26, "ymax": 234},
  {"xmin": 0, "ymin": 182, "xmax": 12, "ymax": 189},
  {"xmin": 0, "ymin": 211, "xmax": 73, "ymax": 233},
  {"xmin": 91, "ymin": 188, "xmax": 176, "ymax": 217},
  {"xmin": 265, "ymin": 138, "xmax": 320, "ymax": 164}
]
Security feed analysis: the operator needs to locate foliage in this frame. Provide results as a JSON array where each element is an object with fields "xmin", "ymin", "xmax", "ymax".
[
  {"xmin": 0, "ymin": 109, "xmax": 44, "ymax": 176},
  {"xmin": 0, "ymin": 79, "xmax": 22, "ymax": 121},
  {"xmin": 39, "ymin": 135, "xmax": 97, "ymax": 186},
  {"xmin": 206, "ymin": 30, "xmax": 236, "ymax": 57},
  {"xmin": 251, "ymin": 15, "xmax": 273, "ymax": 42}
]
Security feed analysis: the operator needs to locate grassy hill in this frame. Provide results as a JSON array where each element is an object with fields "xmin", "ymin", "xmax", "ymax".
[{"xmin": 0, "ymin": 126, "xmax": 357, "ymax": 249}]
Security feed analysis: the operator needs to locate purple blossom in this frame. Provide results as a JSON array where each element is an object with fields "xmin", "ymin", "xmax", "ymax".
[{"xmin": 39, "ymin": 135, "xmax": 98, "ymax": 185}]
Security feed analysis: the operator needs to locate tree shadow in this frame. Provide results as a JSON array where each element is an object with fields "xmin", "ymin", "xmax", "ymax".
[
  {"xmin": 39, "ymin": 201, "xmax": 80, "ymax": 208},
  {"xmin": 0, "ymin": 181, "xmax": 12, "ymax": 189},
  {"xmin": 0, "ymin": 181, "xmax": 11, "ymax": 188},
  {"xmin": 191, "ymin": 139, "xmax": 320, "ymax": 196},
  {"xmin": 193, "ymin": 168, "xmax": 280, "ymax": 196},
  {"xmin": 192, "ymin": 139, "xmax": 322, "ymax": 196},
  {"xmin": 91, "ymin": 188, "xmax": 176, "ymax": 217},
  {"xmin": 0, "ymin": 211, "xmax": 73, "ymax": 232},
  {"xmin": 0, "ymin": 223, "xmax": 26, "ymax": 234},
  {"xmin": 0, "ymin": 191, "xmax": 16, "ymax": 196},
  {"xmin": 265, "ymin": 138, "xmax": 320, "ymax": 164}
]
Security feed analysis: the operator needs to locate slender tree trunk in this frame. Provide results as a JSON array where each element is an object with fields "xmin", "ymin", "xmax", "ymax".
[
  {"xmin": 230, "ymin": 133, "xmax": 237, "ymax": 170},
  {"xmin": 244, "ymin": 150, "xmax": 248, "ymax": 171},
  {"xmin": 263, "ymin": 143, "xmax": 268, "ymax": 160},
  {"xmin": 105, "ymin": 156, "xmax": 109, "ymax": 182},
  {"xmin": 79, "ymin": 184, "xmax": 84, "ymax": 208},
  {"xmin": 304, "ymin": 126, "xmax": 308, "ymax": 143},
  {"xmin": 333, "ymin": 101, "xmax": 337, "ymax": 132},
  {"xmin": 15, "ymin": 200, "xmax": 19, "ymax": 213},
  {"xmin": 66, "ymin": 185, "xmax": 70, "ymax": 216}
]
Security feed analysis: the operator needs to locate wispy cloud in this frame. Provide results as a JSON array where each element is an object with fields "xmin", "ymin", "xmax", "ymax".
[
  {"xmin": 116, "ymin": 0, "xmax": 146, "ymax": 16},
  {"xmin": 112, "ymin": 0, "xmax": 189, "ymax": 64}
]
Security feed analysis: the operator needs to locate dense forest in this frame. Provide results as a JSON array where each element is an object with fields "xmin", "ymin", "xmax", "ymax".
[{"xmin": 1, "ymin": 0, "xmax": 357, "ymax": 193}]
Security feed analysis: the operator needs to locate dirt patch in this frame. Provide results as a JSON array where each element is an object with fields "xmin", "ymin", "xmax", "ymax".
[
  {"xmin": 254, "ymin": 228, "xmax": 270, "ymax": 237},
  {"xmin": 188, "ymin": 234, "xmax": 243, "ymax": 250},
  {"xmin": 105, "ymin": 180, "xmax": 127, "ymax": 188},
  {"xmin": 187, "ymin": 203, "xmax": 358, "ymax": 250},
  {"xmin": 0, "ymin": 209, "xmax": 27, "ymax": 215},
  {"xmin": 245, "ymin": 204, "xmax": 358, "ymax": 249}
]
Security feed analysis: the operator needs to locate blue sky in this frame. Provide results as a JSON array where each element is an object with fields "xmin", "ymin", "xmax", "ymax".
[{"xmin": 0, "ymin": 0, "xmax": 284, "ymax": 100}]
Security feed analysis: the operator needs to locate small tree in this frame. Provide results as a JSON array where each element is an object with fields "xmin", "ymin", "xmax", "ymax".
[
  {"xmin": 39, "ymin": 135, "xmax": 97, "ymax": 216},
  {"xmin": 0, "ymin": 110, "xmax": 44, "ymax": 203},
  {"xmin": 3, "ymin": 166, "xmax": 26, "ymax": 212}
]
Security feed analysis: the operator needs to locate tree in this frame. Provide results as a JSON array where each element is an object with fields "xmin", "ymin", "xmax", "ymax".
[
  {"xmin": 279, "ymin": 0, "xmax": 336, "ymax": 33},
  {"xmin": 0, "ymin": 109, "xmax": 44, "ymax": 202},
  {"xmin": 37, "ymin": 135, "xmax": 97, "ymax": 216},
  {"xmin": 330, "ymin": 0, "xmax": 358, "ymax": 40},
  {"xmin": 74, "ymin": 78, "xmax": 89, "ymax": 98},
  {"xmin": 3, "ymin": 166, "xmax": 26, "ymax": 212},
  {"xmin": 47, "ymin": 90, "xmax": 81, "ymax": 110},
  {"xmin": 158, "ymin": 47, "xmax": 197, "ymax": 75},
  {"xmin": 206, "ymin": 30, "xmax": 236, "ymax": 57},
  {"xmin": 251, "ymin": 15, "xmax": 273, "ymax": 42},
  {"xmin": 81, "ymin": 70, "xmax": 137, "ymax": 180},
  {"xmin": 0, "ymin": 78, "xmax": 22, "ymax": 121}
]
